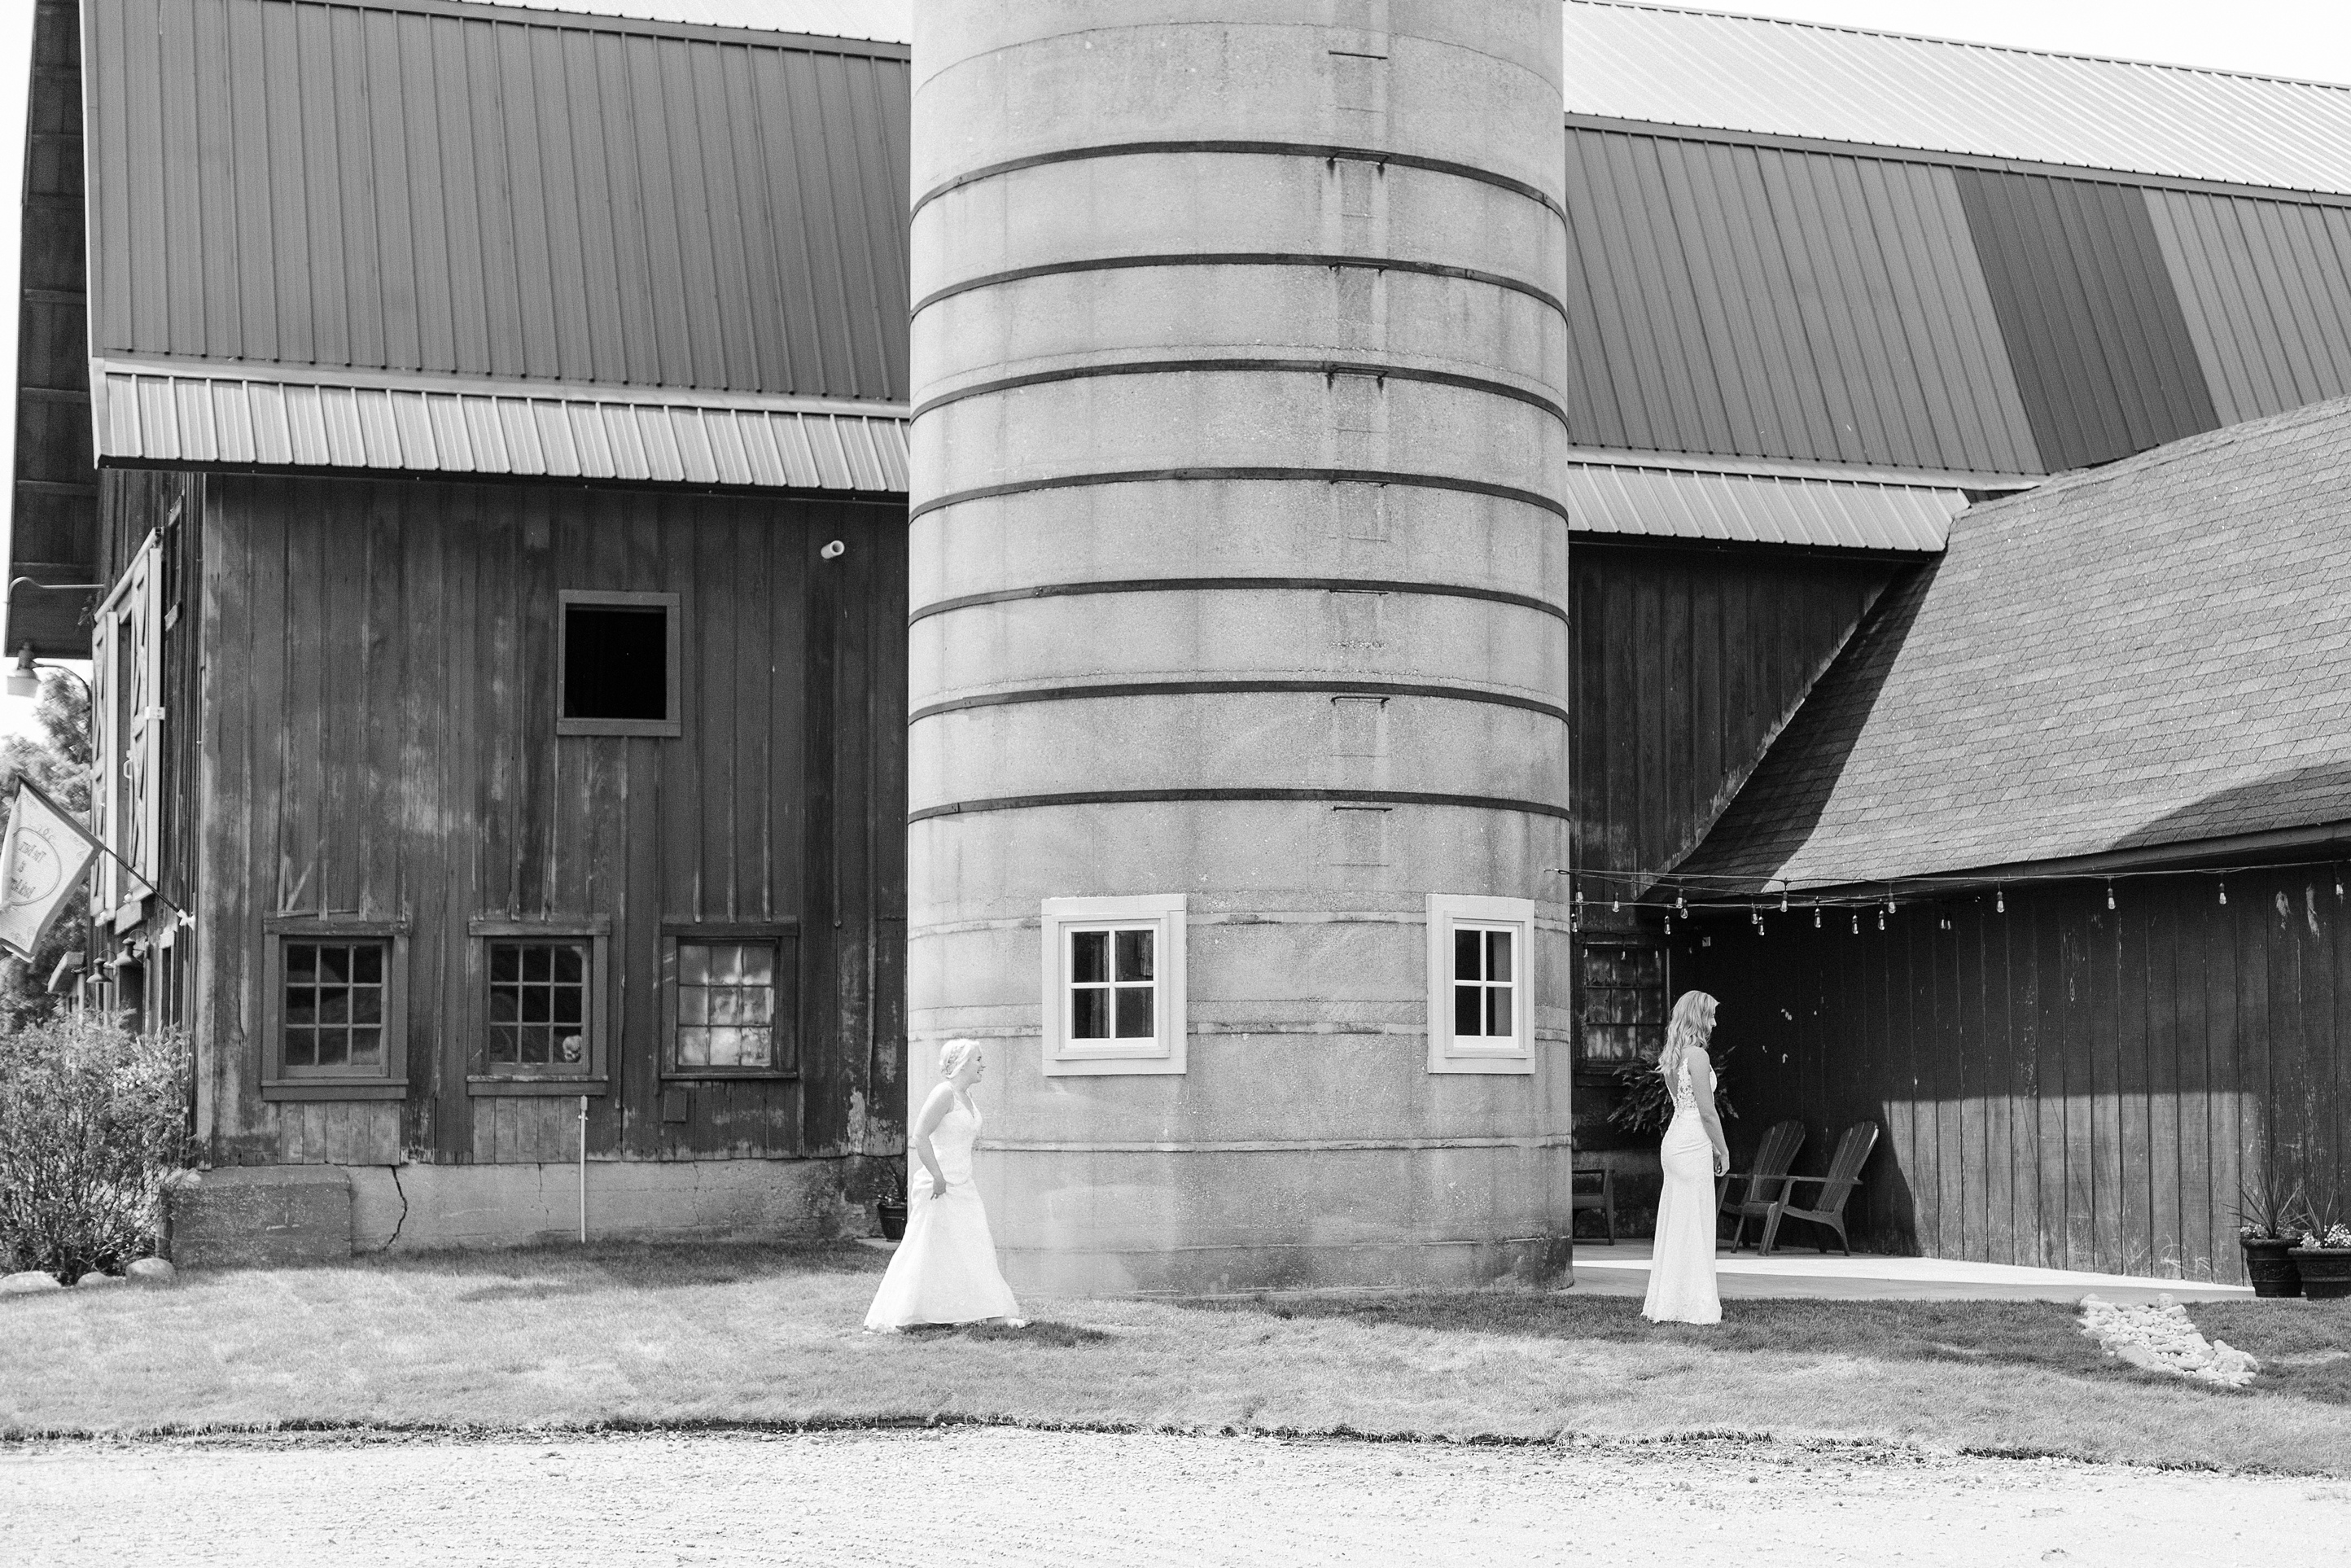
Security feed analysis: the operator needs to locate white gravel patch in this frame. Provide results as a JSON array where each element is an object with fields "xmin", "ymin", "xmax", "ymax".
[{"xmin": 2077, "ymin": 1294, "xmax": 2258, "ymax": 1387}]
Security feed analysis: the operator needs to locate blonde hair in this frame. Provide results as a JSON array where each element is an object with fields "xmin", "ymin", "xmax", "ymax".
[
  {"xmin": 1658, "ymin": 991, "xmax": 1718, "ymax": 1081},
  {"xmin": 939, "ymin": 1038, "xmax": 983, "ymax": 1080}
]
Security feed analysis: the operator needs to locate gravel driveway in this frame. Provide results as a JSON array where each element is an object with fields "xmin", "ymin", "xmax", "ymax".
[{"xmin": 6, "ymin": 1428, "xmax": 2344, "ymax": 1566}]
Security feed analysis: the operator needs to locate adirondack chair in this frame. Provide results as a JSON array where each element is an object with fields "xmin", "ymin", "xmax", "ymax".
[
  {"xmin": 1758, "ymin": 1121, "xmax": 1880, "ymax": 1256},
  {"xmin": 1714, "ymin": 1119, "xmax": 1806, "ymax": 1250}
]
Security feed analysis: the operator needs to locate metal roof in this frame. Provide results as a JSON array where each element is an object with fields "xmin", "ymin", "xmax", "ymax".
[
  {"xmin": 92, "ymin": 360, "xmax": 909, "ymax": 493},
  {"xmin": 85, "ymin": 0, "xmax": 910, "ymax": 414},
  {"xmin": 1564, "ymin": 462, "xmax": 1963, "ymax": 553},
  {"xmin": 480, "ymin": 0, "xmax": 908, "ymax": 43},
  {"xmin": 1564, "ymin": 2, "xmax": 2351, "ymax": 197}
]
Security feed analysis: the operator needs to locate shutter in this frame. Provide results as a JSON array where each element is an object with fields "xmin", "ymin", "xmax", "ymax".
[{"xmin": 134, "ymin": 533, "xmax": 164, "ymax": 896}]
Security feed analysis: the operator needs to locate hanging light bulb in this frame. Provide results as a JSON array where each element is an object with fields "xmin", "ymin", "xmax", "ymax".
[
  {"xmin": 1574, "ymin": 883, "xmax": 1584, "ymax": 912},
  {"xmin": 2107, "ymin": 882, "xmax": 2117, "ymax": 911},
  {"xmin": 1611, "ymin": 895, "xmax": 1621, "ymax": 913},
  {"xmin": 1780, "ymin": 893, "xmax": 1790, "ymax": 913},
  {"xmin": 2336, "ymin": 868, "xmax": 2344, "ymax": 900},
  {"xmin": 1813, "ymin": 907, "xmax": 1822, "ymax": 930},
  {"xmin": 1996, "ymin": 887, "xmax": 2005, "ymax": 914},
  {"xmin": 2219, "ymin": 881, "xmax": 2229, "ymax": 906},
  {"xmin": 1851, "ymin": 913, "xmax": 1860, "ymax": 935},
  {"xmin": 1878, "ymin": 909, "xmax": 1887, "ymax": 931},
  {"xmin": 1663, "ymin": 913, "xmax": 1674, "ymax": 935},
  {"xmin": 1675, "ymin": 891, "xmax": 1688, "ymax": 916}
]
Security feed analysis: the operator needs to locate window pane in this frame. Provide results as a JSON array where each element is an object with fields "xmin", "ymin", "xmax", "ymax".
[
  {"xmin": 1455, "ymin": 928, "xmax": 1481, "ymax": 982},
  {"xmin": 737, "ymin": 1028, "xmax": 773, "ymax": 1068},
  {"xmin": 1114, "ymin": 928, "xmax": 1154, "ymax": 983},
  {"xmin": 1486, "ymin": 986, "xmax": 1513, "ymax": 1040},
  {"xmin": 742, "ymin": 988, "xmax": 774, "ymax": 1024},
  {"xmin": 351, "ymin": 988, "xmax": 381, "ymax": 1026},
  {"xmin": 522, "ymin": 1027, "xmax": 549, "ymax": 1065},
  {"xmin": 490, "ymin": 1026, "xmax": 520, "ymax": 1063},
  {"xmin": 714, "ymin": 944, "xmax": 745, "ymax": 984},
  {"xmin": 491, "ymin": 945, "xmax": 521, "ymax": 983},
  {"xmin": 1486, "ymin": 930, "xmax": 1512, "ymax": 983},
  {"xmin": 521, "ymin": 987, "xmax": 550, "ymax": 1024},
  {"xmin": 1455, "ymin": 983, "xmax": 1482, "ymax": 1038},
  {"xmin": 490, "ymin": 988, "xmax": 519, "ymax": 1023},
  {"xmin": 707, "ymin": 1027, "xmax": 742, "ymax": 1066},
  {"xmin": 317, "ymin": 1028, "xmax": 348, "ymax": 1067},
  {"xmin": 679, "ymin": 988, "xmax": 708, "ymax": 1024},
  {"xmin": 677, "ymin": 1027, "xmax": 711, "ymax": 1067},
  {"xmin": 563, "ymin": 603, "xmax": 669, "ymax": 721},
  {"xmin": 553, "ymin": 988, "xmax": 581, "ymax": 1027},
  {"xmin": 287, "ymin": 944, "xmax": 317, "ymax": 984},
  {"xmin": 1114, "ymin": 985, "xmax": 1154, "ymax": 1039},
  {"xmin": 287, "ymin": 991, "xmax": 316, "ymax": 1027},
  {"xmin": 352, "ymin": 945, "xmax": 383, "ymax": 986},
  {"xmin": 556, "ymin": 1032, "xmax": 585, "ymax": 1066},
  {"xmin": 348, "ymin": 1028, "xmax": 382, "ymax": 1067},
  {"xmin": 318, "ymin": 947, "xmax": 349, "ymax": 985},
  {"xmin": 523, "ymin": 946, "xmax": 551, "ymax": 983},
  {"xmin": 554, "ymin": 946, "xmax": 584, "ymax": 985},
  {"xmin": 711, "ymin": 990, "xmax": 744, "ymax": 1025},
  {"xmin": 1072, "ymin": 987, "xmax": 1110, "ymax": 1040},
  {"xmin": 739, "ymin": 945, "xmax": 773, "ymax": 987},
  {"xmin": 1070, "ymin": 930, "xmax": 1107, "ymax": 985},
  {"xmin": 284, "ymin": 1027, "xmax": 315, "ymax": 1067},
  {"xmin": 679, "ymin": 943, "xmax": 710, "ymax": 984},
  {"xmin": 317, "ymin": 988, "xmax": 348, "ymax": 1025}
]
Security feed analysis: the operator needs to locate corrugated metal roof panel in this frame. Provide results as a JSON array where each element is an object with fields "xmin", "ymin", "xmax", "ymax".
[
  {"xmin": 91, "ymin": 362, "xmax": 909, "ymax": 494},
  {"xmin": 2146, "ymin": 190, "xmax": 2351, "ymax": 427},
  {"xmin": 1563, "ymin": 463, "xmax": 1964, "ymax": 552},
  {"xmin": 85, "ymin": 0, "xmax": 909, "ymax": 402},
  {"xmin": 1561, "ymin": 129, "xmax": 2043, "ymax": 475},
  {"xmin": 1565, "ymin": 2, "xmax": 2351, "ymax": 196},
  {"xmin": 487, "ymin": 0, "xmax": 909, "ymax": 43}
]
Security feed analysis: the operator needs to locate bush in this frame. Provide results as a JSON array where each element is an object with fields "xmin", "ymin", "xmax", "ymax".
[{"xmin": 0, "ymin": 1014, "xmax": 194, "ymax": 1280}]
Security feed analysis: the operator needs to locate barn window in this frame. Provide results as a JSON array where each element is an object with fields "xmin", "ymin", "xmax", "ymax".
[
  {"xmin": 660, "ymin": 930, "xmax": 799, "ymax": 1078},
  {"xmin": 1040, "ymin": 894, "xmax": 1187, "ymax": 1076},
  {"xmin": 558, "ymin": 590, "xmax": 681, "ymax": 737},
  {"xmin": 466, "ymin": 918, "xmax": 609, "ymax": 1093},
  {"xmin": 90, "ymin": 532, "xmax": 165, "ymax": 930},
  {"xmin": 1574, "ymin": 940, "xmax": 1666, "ymax": 1067},
  {"xmin": 1426, "ymin": 893, "xmax": 1536, "ymax": 1074},
  {"xmin": 260, "ymin": 918, "xmax": 410, "ymax": 1101}
]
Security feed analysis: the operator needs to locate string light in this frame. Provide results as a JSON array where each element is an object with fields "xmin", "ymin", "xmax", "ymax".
[
  {"xmin": 2107, "ymin": 882, "xmax": 2117, "ymax": 911},
  {"xmin": 1878, "ymin": 909, "xmax": 1887, "ymax": 931},
  {"xmin": 1780, "ymin": 893, "xmax": 1790, "ymax": 913},
  {"xmin": 1675, "ymin": 891, "xmax": 1688, "ymax": 915},
  {"xmin": 1995, "ymin": 887, "xmax": 2006, "ymax": 913},
  {"xmin": 1612, "ymin": 896, "xmax": 1622, "ymax": 913},
  {"xmin": 1813, "ymin": 907, "xmax": 1823, "ymax": 929},
  {"xmin": 2219, "ymin": 881, "xmax": 2228, "ymax": 905},
  {"xmin": 1851, "ymin": 913, "xmax": 1861, "ymax": 935},
  {"xmin": 2336, "ymin": 867, "xmax": 2344, "ymax": 900}
]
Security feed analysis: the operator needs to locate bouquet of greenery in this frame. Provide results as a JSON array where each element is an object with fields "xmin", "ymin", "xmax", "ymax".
[{"xmin": 1606, "ymin": 1040, "xmax": 1740, "ymax": 1138}]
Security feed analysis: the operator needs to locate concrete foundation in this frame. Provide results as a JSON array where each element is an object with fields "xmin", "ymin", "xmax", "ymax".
[
  {"xmin": 168, "ymin": 1158, "xmax": 878, "ymax": 1264},
  {"xmin": 909, "ymin": 2, "xmax": 1574, "ymax": 1293}
]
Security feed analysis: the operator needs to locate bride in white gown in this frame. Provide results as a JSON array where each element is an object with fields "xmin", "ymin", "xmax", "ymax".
[
  {"xmin": 865, "ymin": 1039, "xmax": 1023, "ymax": 1331},
  {"xmin": 1643, "ymin": 990, "xmax": 1730, "ymax": 1325}
]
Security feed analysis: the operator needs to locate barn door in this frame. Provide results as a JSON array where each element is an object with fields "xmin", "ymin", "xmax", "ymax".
[{"xmin": 92, "ymin": 532, "xmax": 164, "ymax": 926}]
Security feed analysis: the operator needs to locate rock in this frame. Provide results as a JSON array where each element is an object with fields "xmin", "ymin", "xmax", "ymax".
[
  {"xmin": 125, "ymin": 1258, "xmax": 176, "ymax": 1285},
  {"xmin": 2113, "ymin": 1342, "xmax": 2162, "ymax": 1370},
  {"xmin": 1, "ymin": 1269, "xmax": 63, "ymax": 1295},
  {"xmin": 74, "ymin": 1272, "xmax": 126, "ymax": 1288}
]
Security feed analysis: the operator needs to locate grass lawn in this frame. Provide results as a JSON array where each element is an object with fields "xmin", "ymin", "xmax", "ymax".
[{"xmin": 2, "ymin": 1242, "xmax": 2344, "ymax": 1475}]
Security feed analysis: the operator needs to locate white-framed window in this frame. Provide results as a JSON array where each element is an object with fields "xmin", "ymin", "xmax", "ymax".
[
  {"xmin": 89, "ymin": 532, "xmax": 164, "ymax": 930},
  {"xmin": 1040, "ymin": 894, "xmax": 1187, "ymax": 1076},
  {"xmin": 1426, "ymin": 892, "xmax": 1536, "ymax": 1075}
]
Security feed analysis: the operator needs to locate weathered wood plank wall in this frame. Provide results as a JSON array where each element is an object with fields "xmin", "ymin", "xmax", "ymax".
[
  {"xmin": 1687, "ymin": 866, "xmax": 2351, "ymax": 1282},
  {"xmin": 192, "ymin": 473, "xmax": 907, "ymax": 1172}
]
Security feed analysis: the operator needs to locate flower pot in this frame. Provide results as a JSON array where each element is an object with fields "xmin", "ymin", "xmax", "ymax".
[
  {"xmin": 2288, "ymin": 1247, "xmax": 2351, "ymax": 1300},
  {"xmin": 877, "ymin": 1199, "xmax": 907, "ymax": 1242},
  {"xmin": 2242, "ymin": 1237, "xmax": 2302, "ymax": 1297}
]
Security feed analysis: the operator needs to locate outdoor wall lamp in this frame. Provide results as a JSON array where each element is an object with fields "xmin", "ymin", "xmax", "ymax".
[{"xmin": 6, "ymin": 642, "xmax": 94, "ymax": 702}]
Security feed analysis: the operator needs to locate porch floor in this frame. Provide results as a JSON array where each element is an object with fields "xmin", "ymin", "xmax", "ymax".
[{"xmin": 1566, "ymin": 1239, "xmax": 2252, "ymax": 1303}]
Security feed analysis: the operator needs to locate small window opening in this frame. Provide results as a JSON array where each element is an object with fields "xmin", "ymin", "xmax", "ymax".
[
  {"xmin": 1453, "ymin": 926, "xmax": 1515, "ymax": 1041},
  {"xmin": 564, "ymin": 606, "xmax": 668, "ymax": 720},
  {"xmin": 1069, "ymin": 925, "xmax": 1156, "ymax": 1041}
]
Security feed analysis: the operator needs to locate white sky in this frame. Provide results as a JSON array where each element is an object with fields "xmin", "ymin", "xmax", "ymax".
[{"xmin": 0, "ymin": 0, "xmax": 2343, "ymax": 743}]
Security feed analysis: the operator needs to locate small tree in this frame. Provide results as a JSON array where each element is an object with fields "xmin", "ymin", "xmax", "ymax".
[{"xmin": 0, "ymin": 1013, "xmax": 193, "ymax": 1279}]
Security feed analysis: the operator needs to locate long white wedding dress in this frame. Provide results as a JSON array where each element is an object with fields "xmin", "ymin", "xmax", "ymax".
[
  {"xmin": 1642, "ymin": 1054, "xmax": 1723, "ymax": 1325},
  {"xmin": 864, "ymin": 1093, "xmax": 1022, "ymax": 1330}
]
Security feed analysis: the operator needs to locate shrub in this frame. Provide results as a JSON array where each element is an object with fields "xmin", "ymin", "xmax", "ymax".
[
  {"xmin": 1606, "ymin": 1040, "xmax": 1742, "ymax": 1137},
  {"xmin": 0, "ymin": 1014, "xmax": 194, "ymax": 1280}
]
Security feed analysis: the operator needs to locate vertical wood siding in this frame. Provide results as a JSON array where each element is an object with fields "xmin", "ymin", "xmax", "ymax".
[
  {"xmin": 85, "ymin": 0, "xmax": 909, "ymax": 400},
  {"xmin": 1688, "ymin": 869, "xmax": 2350, "ymax": 1282},
  {"xmin": 193, "ymin": 474, "xmax": 907, "ymax": 1169},
  {"xmin": 1570, "ymin": 544, "xmax": 1901, "ymax": 880},
  {"xmin": 2144, "ymin": 189, "xmax": 2351, "ymax": 429}
]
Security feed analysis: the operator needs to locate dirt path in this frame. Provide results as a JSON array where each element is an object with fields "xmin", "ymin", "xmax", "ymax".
[{"xmin": 5, "ymin": 1428, "xmax": 2344, "ymax": 1566}]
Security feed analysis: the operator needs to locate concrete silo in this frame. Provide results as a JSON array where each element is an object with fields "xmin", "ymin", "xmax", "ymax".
[{"xmin": 908, "ymin": 1, "xmax": 1573, "ymax": 1294}]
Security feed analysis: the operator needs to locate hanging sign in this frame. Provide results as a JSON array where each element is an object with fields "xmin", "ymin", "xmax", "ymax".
[{"xmin": 0, "ymin": 780, "xmax": 99, "ymax": 960}]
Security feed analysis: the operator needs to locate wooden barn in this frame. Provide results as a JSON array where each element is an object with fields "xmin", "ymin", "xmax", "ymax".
[
  {"xmin": 7, "ymin": 0, "xmax": 913, "ymax": 1254},
  {"xmin": 1675, "ymin": 396, "xmax": 2351, "ymax": 1281},
  {"xmin": 7, "ymin": 0, "xmax": 2350, "ymax": 1276}
]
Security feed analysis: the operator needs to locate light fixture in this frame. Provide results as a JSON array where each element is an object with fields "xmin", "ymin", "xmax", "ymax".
[
  {"xmin": 1995, "ymin": 888, "xmax": 2005, "ymax": 913},
  {"xmin": 5, "ymin": 644, "xmax": 39, "ymax": 699}
]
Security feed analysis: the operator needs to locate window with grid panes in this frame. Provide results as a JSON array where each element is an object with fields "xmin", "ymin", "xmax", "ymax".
[
  {"xmin": 488, "ymin": 940, "xmax": 590, "ymax": 1070},
  {"xmin": 675, "ymin": 940, "xmax": 779, "ymax": 1069},
  {"xmin": 1452, "ymin": 925, "xmax": 1515, "ymax": 1043},
  {"xmin": 282, "ymin": 940, "xmax": 389, "ymax": 1074},
  {"xmin": 1068, "ymin": 926, "xmax": 1155, "ymax": 1042}
]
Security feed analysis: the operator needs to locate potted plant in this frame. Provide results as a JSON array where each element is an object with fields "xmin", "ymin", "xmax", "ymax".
[
  {"xmin": 2236, "ymin": 1174, "xmax": 2304, "ymax": 1297},
  {"xmin": 875, "ymin": 1161, "xmax": 908, "ymax": 1242},
  {"xmin": 1606, "ymin": 1040, "xmax": 1742, "ymax": 1138},
  {"xmin": 2287, "ymin": 1189, "xmax": 2351, "ymax": 1301}
]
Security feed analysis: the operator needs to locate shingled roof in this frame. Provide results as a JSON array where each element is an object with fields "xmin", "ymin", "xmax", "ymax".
[{"xmin": 1677, "ymin": 392, "xmax": 2351, "ymax": 891}]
